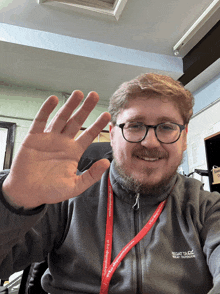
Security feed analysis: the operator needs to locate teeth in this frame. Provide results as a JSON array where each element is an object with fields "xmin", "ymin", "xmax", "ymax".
[{"xmin": 138, "ymin": 156, "xmax": 159, "ymax": 161}]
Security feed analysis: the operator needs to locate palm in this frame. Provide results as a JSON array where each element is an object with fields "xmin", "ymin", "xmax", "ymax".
[
  {"xmin": 3, "ymin": 91, "xmax": 111, "ymax": 208},
  {"xmin": 18, "ymin": 133, "xmax": 80, "ymax": 202}
]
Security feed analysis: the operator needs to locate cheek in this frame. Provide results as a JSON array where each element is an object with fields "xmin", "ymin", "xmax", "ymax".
[
  {"xmin": 112, "ymin": 138, "xmax": 133, "ymax": 161},
  {"xmin": 169, "ymin": 146, "xmax": 184, "ymax": 163}
]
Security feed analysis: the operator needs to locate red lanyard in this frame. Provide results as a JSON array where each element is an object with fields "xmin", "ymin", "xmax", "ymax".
[{"xmin": 100, "ymin": 176, "xmax": 167, "ymax": 294}]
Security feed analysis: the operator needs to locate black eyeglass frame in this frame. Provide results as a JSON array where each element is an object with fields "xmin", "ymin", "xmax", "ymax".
[{"xmin": 115, "ymin": 122, "xmax": 186, "ymax": 144}]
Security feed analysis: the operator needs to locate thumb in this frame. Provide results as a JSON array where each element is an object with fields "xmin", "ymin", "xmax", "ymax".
[{"xmin": 78, "ymin": 159, "xmax": 110, "ymax": 190}]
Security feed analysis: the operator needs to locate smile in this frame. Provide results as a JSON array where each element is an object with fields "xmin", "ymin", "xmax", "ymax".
[{"xmin": 137, "ymin": 156, "xmax": 160, "ymax": 161}]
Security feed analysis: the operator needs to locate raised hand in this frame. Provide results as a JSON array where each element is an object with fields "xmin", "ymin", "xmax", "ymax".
[{"xmin": 2, "ymin": 91, "xmax": 111, "ymax": 209}]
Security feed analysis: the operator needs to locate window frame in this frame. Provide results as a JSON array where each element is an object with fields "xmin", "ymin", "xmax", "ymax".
[{"xmin": 0, "ymin": 122, "xmax": 16, "ymax": 169}]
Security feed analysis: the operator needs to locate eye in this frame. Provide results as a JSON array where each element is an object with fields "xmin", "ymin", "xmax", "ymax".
[
  {"xmin": 159, "ymin": 123, "xmax": 177, "ymax": 131},
  {"xmin": 126, "ymin": 122, "xmax": 144, "ymax": 129}
]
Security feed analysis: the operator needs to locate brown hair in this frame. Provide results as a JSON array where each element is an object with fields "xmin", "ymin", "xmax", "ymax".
[{"xmin": 108, "ymin": 73, "xmax": 194, "ymax": 125}]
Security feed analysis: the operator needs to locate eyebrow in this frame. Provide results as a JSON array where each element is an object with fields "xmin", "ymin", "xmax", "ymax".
[
  {"xmin": 124, "ymin": 115, "xmax": 181, "ymax": 124},
  {"xmin": 156, "ymin": 116, "xmax": 182, "ymax": 124}
]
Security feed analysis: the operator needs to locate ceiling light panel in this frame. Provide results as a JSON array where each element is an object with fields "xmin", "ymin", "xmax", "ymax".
[{"xmin": 38, "ymin": 0, "xmax": 127, "ymax": 20}]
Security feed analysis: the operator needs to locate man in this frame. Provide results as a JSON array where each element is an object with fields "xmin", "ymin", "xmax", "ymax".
[{"xmin": 0, "ymin": 73, "xmax": 220, "ymax": 294}]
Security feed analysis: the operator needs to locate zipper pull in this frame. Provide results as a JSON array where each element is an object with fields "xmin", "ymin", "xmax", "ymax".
[{"xmin": 132, "ymin": 193, "xmax": 140, "ymax": 211}]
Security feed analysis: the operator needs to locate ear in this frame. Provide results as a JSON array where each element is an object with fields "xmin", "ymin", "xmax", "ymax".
[
  {"xmin": 109, "ymin": 123, "xmax": 113, "ymax": 133},
  {"xmin": 183, "ymin": 124, "xmax": 188, "ymax": 151},
  {"xmin": 109, "ymin": 123, "xmax": 114, "ymax": 147}
]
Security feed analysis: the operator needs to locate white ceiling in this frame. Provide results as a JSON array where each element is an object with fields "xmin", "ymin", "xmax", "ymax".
[{"xmin": 0, "ymin": 0, "xmax": 219, "ymax": 105}]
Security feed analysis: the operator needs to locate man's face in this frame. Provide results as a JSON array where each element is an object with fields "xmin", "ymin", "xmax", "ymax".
[{"xmin": 109, "ymin": 96, "xmax": 187, "ymax": 193}]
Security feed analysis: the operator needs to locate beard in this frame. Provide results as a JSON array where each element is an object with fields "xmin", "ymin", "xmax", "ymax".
[{"xmin": 113, "ymin": 147, "xmax": 183, "ymax": 195}]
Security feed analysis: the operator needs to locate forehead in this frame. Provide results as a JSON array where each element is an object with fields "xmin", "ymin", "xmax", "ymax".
[{"xmin": 117, "ymin": 96, "xmax": 183, "ymax": 124}]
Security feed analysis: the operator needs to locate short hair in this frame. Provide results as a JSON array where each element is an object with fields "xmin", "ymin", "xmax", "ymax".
[{"xmin": 108, "ymin": 73, "xmax": 194, "ymax": 125}]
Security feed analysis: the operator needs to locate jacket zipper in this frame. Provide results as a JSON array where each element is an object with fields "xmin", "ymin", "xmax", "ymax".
[
  {"xmin": 132, "ymin": 193, "xmax": 140, "ymax": 210},
  {"xmin": 133, "ymin": 193, "xmax": 142, "ymax": 294}
]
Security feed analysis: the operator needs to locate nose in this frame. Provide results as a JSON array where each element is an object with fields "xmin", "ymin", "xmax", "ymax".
[{"xmin": 140, "ymin": 127, "xmax": 161, "ymax": 148}]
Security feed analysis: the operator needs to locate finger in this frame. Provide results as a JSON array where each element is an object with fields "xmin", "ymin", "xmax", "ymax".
[
  {"xmin": 46, "ymin": 90, "xmax": 84, "ymax": 133},
  {"xmin": 61, "ymin": 91, "xmax": 99, "ymax": 138},
  {"xmin": 29, "ymin": 96, "xmax": 59, "ymax": 134},
  {"xmin": 76, "ymin": 112, "xmax": 111, "ymax": 150}
]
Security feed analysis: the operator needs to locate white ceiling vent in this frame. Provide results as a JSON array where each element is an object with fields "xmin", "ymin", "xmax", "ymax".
[{"xmin": 38, "ymin": 0, "xmax": 127, "ymax": 20}]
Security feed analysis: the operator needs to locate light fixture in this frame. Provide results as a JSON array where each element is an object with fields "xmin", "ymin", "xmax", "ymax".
[
  {"xmin": 173, "ymin": 0, "xmax": 220, "ymax": 57},
  {"xmin": 38, "ymin": 0, "xmax": 128, "ymax": 21}
]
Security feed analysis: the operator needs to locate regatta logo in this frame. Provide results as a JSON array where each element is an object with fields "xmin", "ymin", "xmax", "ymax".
[{"xmin": 172, "ymin": 250, "xmax": 195, "ymax": 259}]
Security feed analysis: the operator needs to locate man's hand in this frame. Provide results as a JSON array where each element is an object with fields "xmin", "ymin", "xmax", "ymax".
[{"xmin": 2, "ymin": 91, "xmax": 111, "ymax": 209}]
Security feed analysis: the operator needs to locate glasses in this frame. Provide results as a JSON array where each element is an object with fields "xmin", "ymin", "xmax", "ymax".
[{"xmin": 115, "ymin": 122, "xmax": 185, "ymax": 144}]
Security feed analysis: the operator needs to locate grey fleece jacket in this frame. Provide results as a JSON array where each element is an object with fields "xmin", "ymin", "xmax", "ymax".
[{"xmin": 0, "ymin": 162, "xmax": 220, "ymax": 294}]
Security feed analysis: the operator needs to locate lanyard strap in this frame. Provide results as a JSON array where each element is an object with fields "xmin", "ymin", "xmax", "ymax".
[{"xmin": 100, "ymin": 176, "xmax": 167, "ymax": 294}]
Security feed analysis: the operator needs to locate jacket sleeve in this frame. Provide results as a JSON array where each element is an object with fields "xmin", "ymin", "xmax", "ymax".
[
  {"xmin": 0, "ymin": 170, "xmax": 68, "ymax": 280},
  {"xmin": 200, "ymin": 191, "xmax": 220, "ymax": 294}
]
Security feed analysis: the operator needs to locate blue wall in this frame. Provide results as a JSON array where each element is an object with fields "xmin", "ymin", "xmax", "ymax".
[{"xmin": 193, "ymin": 73, "xmax": 220, "ymax": 115}]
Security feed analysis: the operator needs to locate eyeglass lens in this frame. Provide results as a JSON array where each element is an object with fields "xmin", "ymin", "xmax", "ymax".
[{"xmin": 123, "ymin": 122, "xmax": 181, "ymax": 143}]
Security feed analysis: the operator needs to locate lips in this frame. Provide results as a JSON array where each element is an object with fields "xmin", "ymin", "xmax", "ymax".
[{"xmin": 133, "ymin": 148, "xmax": 168, "ymax": 162}]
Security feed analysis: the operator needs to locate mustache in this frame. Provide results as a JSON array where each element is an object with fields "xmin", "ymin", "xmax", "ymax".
[{"xmin": 133, "ymin": 148, "xmax": 168, "ymax": 159}]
